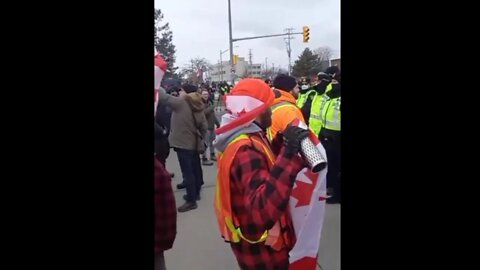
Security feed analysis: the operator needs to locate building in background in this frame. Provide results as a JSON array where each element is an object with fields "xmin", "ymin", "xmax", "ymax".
[
  {"xmin": 248, "ymin": 64, "xmax": 262, "ymax": 77},
  {"xmin": 208, "ymin": 57, "xmax": 263, "ymax": 83},
  {"xmin": 330, "ymin": 58, "xmax": 341, "ymax": 69},
  {"xmin": 317, "ymin": 58, "xmax": 341, "ymax": 72}
]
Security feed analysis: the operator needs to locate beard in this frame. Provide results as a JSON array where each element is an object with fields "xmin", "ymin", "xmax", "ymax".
[{"xmin": 255, "ymin": 109, "xmax": 272, "ymax": 130}]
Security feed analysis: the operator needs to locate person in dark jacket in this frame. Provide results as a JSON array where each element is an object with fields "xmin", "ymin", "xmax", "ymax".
[
  {"xmin": 155, "ymin": 101, "xmax": 173, "ymax": 176},
  {"xmin": 155, "ymin": 102, "xmax": 174, "ymax": 178},
  {"xmin": 200, "ymin": 89, "xmax": 220, "ymax": 165},
  {"xmin": 158, "ymin": 84, "xmax": 208, "ymax": 212}
]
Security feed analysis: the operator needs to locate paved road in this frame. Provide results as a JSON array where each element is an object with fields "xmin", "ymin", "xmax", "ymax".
[{"xmin": 163, "ymin": 146, "xmax": 340, "ymax": 270}]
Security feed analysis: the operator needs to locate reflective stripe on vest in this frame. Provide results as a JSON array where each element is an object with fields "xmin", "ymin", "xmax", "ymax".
[
  {"xmin": 266, "ymin": 101, "xmax": 298, "ymax": 141},
  {"xmin": 308, "ymin": 83, "xmax": 334, "ymax": 134},
  {"xmin": 318, "ymin": 83, "xmax": 334, "ymax": 116},
  {"xmin": 325, "ymin": 83, "xmax": 333, "ymax": 93},
  {"xmin": 308, "ymin": 94, "xmax": 330, "ymax": 135},
  {"xmin": 322, "ymin": 97, "xmax": 341, "ymax": 131},
  {"xmin": 216, "ymin": 134, "xmax": 274, "ymax": 244},
  {"xmin": 296, "ymin": 89, "xmax": 316, "ymax": 108}
]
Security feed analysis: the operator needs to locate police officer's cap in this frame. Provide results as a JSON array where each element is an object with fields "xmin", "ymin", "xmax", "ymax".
[
  {"xmin": 325, "ymin": 66, "xmax": 340, "ymax": 76},
  {"xmin": 317, "ymin": 72, "xmax": 331, "ymax": 81}
]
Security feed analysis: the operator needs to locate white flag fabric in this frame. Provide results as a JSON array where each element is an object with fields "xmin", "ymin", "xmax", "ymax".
[{"xmin": 288, "ymin": 138, "xmax": 328, "ymax": 269}]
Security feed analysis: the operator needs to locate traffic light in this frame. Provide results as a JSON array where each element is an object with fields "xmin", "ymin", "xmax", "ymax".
[
  {"xmin": 233, "ymin": 54, "xmax": 239, "ymax": 65},
  {"xmin": 303, "ymin": 26, "xmax": 310, "ymax": 43}
]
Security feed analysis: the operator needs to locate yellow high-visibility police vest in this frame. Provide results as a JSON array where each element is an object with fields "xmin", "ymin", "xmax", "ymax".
[
  {"xmin": 296, "ymin": 89, "xmax": 317, "ymax": 108},
  {"xmin": 308, "ymin": 83, "xmax": 333, "ymax": 135},
  {"xmin": 321, "ymin": 97, "xmax": 341, "ymax": 131}
]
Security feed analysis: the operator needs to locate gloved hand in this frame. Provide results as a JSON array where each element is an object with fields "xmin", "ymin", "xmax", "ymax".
[{"xmin": 283, "ymin": 124, "xmax": 310, "ymax": 155}]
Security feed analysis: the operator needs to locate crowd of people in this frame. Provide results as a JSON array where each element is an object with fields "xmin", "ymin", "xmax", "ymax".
[{"xmin": 154, "ymin": 50, "xmax": 341, "ymax": 270}]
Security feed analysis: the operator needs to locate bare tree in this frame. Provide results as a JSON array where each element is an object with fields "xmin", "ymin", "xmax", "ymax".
[
  {"xmin": 314, "ymin": 46, "xmax": 334, "ymax": 62},
  {"xmin": 180, "ymin": 57, "xmax": 211, "ymax": 84},
  {"xmin": 261, "ymin": 68, "xmax": 276, "ymax": 80},
  {"xmin": 314, "ymin": 46, "xmax": 334, "ymax": 72}
]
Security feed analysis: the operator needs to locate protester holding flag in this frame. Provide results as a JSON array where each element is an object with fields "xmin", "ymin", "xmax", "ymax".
[
  {"xmin": 214, "ymin": 78, "xmax": 310, "ymax": 270},
  {"xmin": 266, "ymin": 74, "xmax": 328, "ymax": 270}
]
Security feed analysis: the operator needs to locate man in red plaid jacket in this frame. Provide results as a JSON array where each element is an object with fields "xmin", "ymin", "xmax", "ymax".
[
  {"xmin": 154, "ymin": 158, "xmax": 176, "ymax": 270},
  {"xmin": 214, "ymin": 79, "xmax": 309, "ymax": 270}
]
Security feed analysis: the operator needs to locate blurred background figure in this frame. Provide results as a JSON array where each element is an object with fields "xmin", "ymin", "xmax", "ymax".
[{"xmin": 200, "ymin": 89, "xmax": 220, "ymax": 165}]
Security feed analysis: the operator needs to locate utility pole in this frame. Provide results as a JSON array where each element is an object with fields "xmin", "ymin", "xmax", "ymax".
[
  {"xmin": 248, "ymin": 49, "xmax": 252, "ymax": 76},
  {"xmin": 219, "ymin": 50, "xmax": 223, "ymax": 82},
  {"xmin": 284, "ymin": 27, "xmax": 294, "ymax": 76},
  {"xmin": 248, "ymin": 49, "xmax": 253, "ymax": 65},
  {"xmin": 227, "ymin": 1, "xmax": 306, "ymax": 80},
  {"xmin": 219, "ymin": 46, "xmax": 238, "ymax": 83},
  {"xmin": 227, "ymin": 0, "xmax": 234, "ymax": 85},
  {"xmin": 191, "ymin": 60, "xmax": 195, "ymax": 83},
  {"xmin": 265, "ymin": 57, "xmax": 268, "ymax": 74}
]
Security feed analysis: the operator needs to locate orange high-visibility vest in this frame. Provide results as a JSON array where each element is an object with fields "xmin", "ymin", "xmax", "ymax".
[
  {"xmin": 266, "ymin": 91, "xmax": 305, "ymax": 142},
  {"xmin": 214, "ymin": 133, "xmax": 294, "ymax": 251}
]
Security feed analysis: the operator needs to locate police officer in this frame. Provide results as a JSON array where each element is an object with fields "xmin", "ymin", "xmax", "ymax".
[
  {"xmin": 319, "ymin": 66, "xmax": 341, "ymax": 204},
  {"xmin": 296, "ymin": 77, "xmax": 314, "ymax": 108},
  {"xmin": 303, "ymin": 72, "xmax": 333, "ymax": 129}
]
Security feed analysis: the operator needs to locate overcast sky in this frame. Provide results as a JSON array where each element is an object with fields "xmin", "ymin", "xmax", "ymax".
[{"xmin": 154, "ymin": 0, "xmax": 340, "ymax": 71}]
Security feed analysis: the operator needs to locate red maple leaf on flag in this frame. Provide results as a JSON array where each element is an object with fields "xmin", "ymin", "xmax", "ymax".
[
  {"xmin": 237, "ymin": 108, "xmax": 247, "ymax": 116},
  {"xmin": 291, "ymin": 170, "xmax": 318, "ymax": 207}
]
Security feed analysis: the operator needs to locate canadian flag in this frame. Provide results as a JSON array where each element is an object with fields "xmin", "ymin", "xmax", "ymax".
[
  {"xmin": 288, "ymin": 121, "xmax": 328, "ymax": 270},
  {"xmin": 154, "ymin": 48, "xmax": 167, "ymax": 90},
  {"xmin": 154, "ymin": 48, "xmax": 167, "ymax": 115}
]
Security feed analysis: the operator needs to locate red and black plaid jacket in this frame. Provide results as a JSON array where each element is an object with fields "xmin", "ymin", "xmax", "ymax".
[
  {"xmin": 229, "ymin": 134, "xmax": 305, "ymax": 270},
  {"xmin": 154, "ymin": 158, "xmax": 177, "ymax": 254}
]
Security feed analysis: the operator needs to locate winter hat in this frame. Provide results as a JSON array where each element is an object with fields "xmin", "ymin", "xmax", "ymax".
[
  {"xmin": 215, "ymin": 78, "xmax": 275, "ymax": 134},
  {"xmin": 317, "ymin": 72, "xmax": 331, "ymax": 81},
  {"xmin": 181, "ymin": 84, "xmax": 198, "ymax": 94},
  {"xmin": 325, "ymin": 66, "xmax": 340, "ymax": 76},
  {"xmin": 273, "ymin": 74, "xmax": 297, "ymax": 91},
  {"xmin": 325, "ymin": 66, "xmax": 340, "ymax": 82}
]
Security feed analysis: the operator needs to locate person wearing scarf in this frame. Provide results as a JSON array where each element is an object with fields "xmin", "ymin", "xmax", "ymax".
[{"xmin": 214, "ymin": 78, "xmax": 309, "ymax": 270}]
